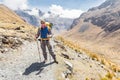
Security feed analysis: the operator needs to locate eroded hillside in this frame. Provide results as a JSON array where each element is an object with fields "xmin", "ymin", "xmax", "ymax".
[
  {"xmin": 0, "ymin": 4, "xmax": 36, "ymax": 53},
  {"xmin": 62, "ymin": 0, "xmax": 120, "ymax": 74}
]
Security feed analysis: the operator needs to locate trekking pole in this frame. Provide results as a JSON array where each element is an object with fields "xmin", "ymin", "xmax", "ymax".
[
  {"xmin": 49, "ymin": 53, "xmax": 52, "ymax": 69},
  {"xmin": 36, "ymin": 39, "xmax": 41, "ymax": 62},
  {"xmin": 48, "ymin": 41, "xmax": 52, "ymax": 69}
]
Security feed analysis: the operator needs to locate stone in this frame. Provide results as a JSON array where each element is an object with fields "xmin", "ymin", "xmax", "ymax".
[
  {"xmin": 61, "ymin": 53, "xmax": 70, "ymax": 59},
  {"xmin": 64, "ymin": 61, "xmax": 73, "ymax": 70},
  {"xmin": 2, "ymin": 37, "xmax": 9, "ymax": 44},
  {"xmin": 15, "ymin": 27, "xmax": 21, "ymax": 30},
  {"xmin": 56, "ymin": 43, "xmax": 67, "ymax": 51},
  {"xmin": 64, "ymin": 60, "xmax": 73, "ymax": 76}
]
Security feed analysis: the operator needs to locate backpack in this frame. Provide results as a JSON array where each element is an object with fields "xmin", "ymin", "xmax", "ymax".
[
  {"xmin": 45, "ymin": 22, "xmax": 53, "ymax": 31},
  {"xmin": 45, "ymin": 22, "xmax": 53, "ymax": 38}
]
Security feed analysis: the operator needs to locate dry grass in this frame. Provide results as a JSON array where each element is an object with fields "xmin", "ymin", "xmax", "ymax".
[
  {"xmin": 55, "ymin": 36, "xmax": 120, "ymax": 80},
  {"xmin": 0, "ymin": 4, "xmax": 37, "ymax": 40},
  {"xmin": 0, "ymin": 4, "xmax": 25, "ymax": 24},
  {"xmin": 101, "ymin": 71, "xmax": 116, "ymax": 80},
  {"xmin": 62, "ymin": 19, "xmax": 120, "ymax": 68},
  {"xmin": 54, "ymin": 43, "xmax": 78, "ymax": 80},
  {"xmin": 0, "ymin": 25, "xmax": 36, "ymax": 41}
]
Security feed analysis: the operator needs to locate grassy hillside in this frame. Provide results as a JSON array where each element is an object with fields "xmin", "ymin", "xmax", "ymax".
[{"xmin": 0, "ymin": 4, "xmax": 36, "ymax": 53}]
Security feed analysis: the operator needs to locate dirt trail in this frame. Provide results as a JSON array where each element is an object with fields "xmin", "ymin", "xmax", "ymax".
[
  {"xmin": 0, "ymin": 40, "xmax": 119, "ymax": 80},
  {"xmin": 0, "ymin": 41, "xmax": 56, "ymax": 80}
]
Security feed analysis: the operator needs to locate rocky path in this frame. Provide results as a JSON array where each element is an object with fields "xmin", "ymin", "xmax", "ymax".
[
  {"xmin": 0, "ymin": 40, "xmax": 119, "ymax": 80},
  {"xmin": 0, "ymin": 41, "xmax": 56, "ymax": 80},
  {"xmin": 54, "ymin": 42, "xmax": 108, "ymax": 80}
]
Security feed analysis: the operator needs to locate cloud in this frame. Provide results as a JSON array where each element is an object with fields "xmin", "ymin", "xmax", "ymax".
[
  {"xmin": 60, "ymin": 9, "xmax": 83, "ymax": 19},
  {"xmin": 49, "ymin": 5, "xmax": 63, "ymax": 15},
  {"xmin": 26, "ymin": 8, "xmax": 39, "ymax": 17},
  {"xmin": 1, "ymin": 0, "xmax": 29, "ymax": 10},
  {"xmin": 49, "ymin": 4, "xmax": 84, "ymax": 19}
]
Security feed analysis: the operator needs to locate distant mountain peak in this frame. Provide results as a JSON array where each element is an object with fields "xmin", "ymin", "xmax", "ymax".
[
  {"xmin": 71, "ymin": 0, "xmax": 120, "ymax": 31},
  {"xmin": 15, "ymin": 8, "xmax": 73, "ymax": 32},
  {"xmin": 98, "ymin": 0, "xmax": 120, "ymax": 9}
]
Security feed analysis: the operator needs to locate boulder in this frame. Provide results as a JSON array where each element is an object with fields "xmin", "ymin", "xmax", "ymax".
[{"xmin": 1, "ymin": 35, "xmax": 23, "ymax": 49}]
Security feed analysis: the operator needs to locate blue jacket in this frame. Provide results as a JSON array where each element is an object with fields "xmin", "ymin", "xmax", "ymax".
[{"xmin": 38, "ymin": 27, "xmax": 50, "ymax": 38}]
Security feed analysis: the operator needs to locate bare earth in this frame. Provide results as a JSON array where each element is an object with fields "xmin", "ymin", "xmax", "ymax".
[
  {"xmin": 0, "ymin": 41, "xmax": 56, "ymax": 80},
  {"xmin": 0, "ymin": 40, "xmax": 119, "ymax": 80}
]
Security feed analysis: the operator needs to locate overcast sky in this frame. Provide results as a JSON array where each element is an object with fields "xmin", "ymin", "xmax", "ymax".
[{"xmin": 0, "ymin": 0, "xmax": 106, "ymax": 18}]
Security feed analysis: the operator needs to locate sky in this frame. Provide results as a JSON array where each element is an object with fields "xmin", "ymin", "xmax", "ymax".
[
  {"xmin": 28, "ymin": 0, "xmax": 106, "ymax": 11},
  {"xmin": 0, "ymin": 0, "xmax": 106, "ymax": 18}
]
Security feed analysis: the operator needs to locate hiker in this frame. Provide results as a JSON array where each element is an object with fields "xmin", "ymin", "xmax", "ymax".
[{"xmin": 36, "ymin": 20, "xmax": 58, "ymax": 64}]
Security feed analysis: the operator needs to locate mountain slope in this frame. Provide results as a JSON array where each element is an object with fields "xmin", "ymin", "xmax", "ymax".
[
  {"xmin": 0, "ymin": 4, "xmax": 36, "ymax": 53},
  {"xmin": 83, "ymin": 0, "xmax": 120, "ymax": 33},
  {"xmin": 64, "ymin": 0, "xmax": 120, "ymax": 66},
  {"xmin": 0, "ymin": 4, "xmax": 26, "ymax": 24},
  {"xmin": 71, "ymin": 0, "xmax": 120, "ymax": 33},
  {"xmin": 15, "ymin": 9, "xmax": 44, "ymax": 27}
]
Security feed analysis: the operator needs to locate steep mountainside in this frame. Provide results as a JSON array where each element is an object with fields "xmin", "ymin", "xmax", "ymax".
[
  {"xmin": 71, "ymin": 0, "xmax": 120, "ymax": 33},
  {"xmin": 65, "ymin": 0, "xmax": 120, "ymax": 66},
  {"xmin": 0, "ymin": 4, "xmax": 36, "ymax": 53},
  {"xmin": 0, "ymin": 4, "xmax": 25, "ymax": 24},
  {"xmin": 15, "ymin": 9, "xmax": 44, "ymax": 27}
]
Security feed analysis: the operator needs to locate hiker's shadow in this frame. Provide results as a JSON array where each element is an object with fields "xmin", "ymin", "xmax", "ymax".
[{"xmin": 22, "ymin": 61, "xmax": 54, "ymax": 75}]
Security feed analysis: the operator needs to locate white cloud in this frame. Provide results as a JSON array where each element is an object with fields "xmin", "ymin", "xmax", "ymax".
[
  {"xmin": 1, "ymin": 0, "xmax": 29, "ymax": 10},
  {"xmin": 49, "ymin": 5, "xmax": 63, "ymax": 15},
  {"xmin": 60, "ymin": 9, "xmax": 83, "ymax": 19},
  {"xmin": 27, "ymin": 8, "xmax": 40, "ymax": 17},
  {"xmin": 0, "ymin": 0, "xmax": 40, "ymax": 17},
  {"xmin": 42, "ymin": 13, "xmax": 50, "ymax": 18},
  {"xmin": 49, "ymin": 4, "xmax": 84, "ymax": 19}
]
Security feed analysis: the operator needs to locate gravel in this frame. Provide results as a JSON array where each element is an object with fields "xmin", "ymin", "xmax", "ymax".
[{"xmin": 0, "ymin": 41, "xmax": 56, "ymax": 80}]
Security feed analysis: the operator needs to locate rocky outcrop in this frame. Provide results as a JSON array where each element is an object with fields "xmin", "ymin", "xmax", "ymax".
[
  {"xmin": 84, "ymin": 10, "xmax": 120, "ymax": 33},
  {"xmin": 0, "ymin": 35, "xmax": 23, "ymax": 53},
  {"xmin": 71, "ymin": 0, "xmax": 120, "ymax": 33},
  {"xmin": 69, "ymin": 18, "xmax": 80, "ymax": 29},
  {"xmin": 0, "ymin": 5, "xmax": 35, "ymax": 53}
]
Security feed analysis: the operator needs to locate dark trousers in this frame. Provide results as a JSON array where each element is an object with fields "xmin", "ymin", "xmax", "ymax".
[{"xmin": 40, "ymin": 40, "xmax": 56, "ymax": 61}]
